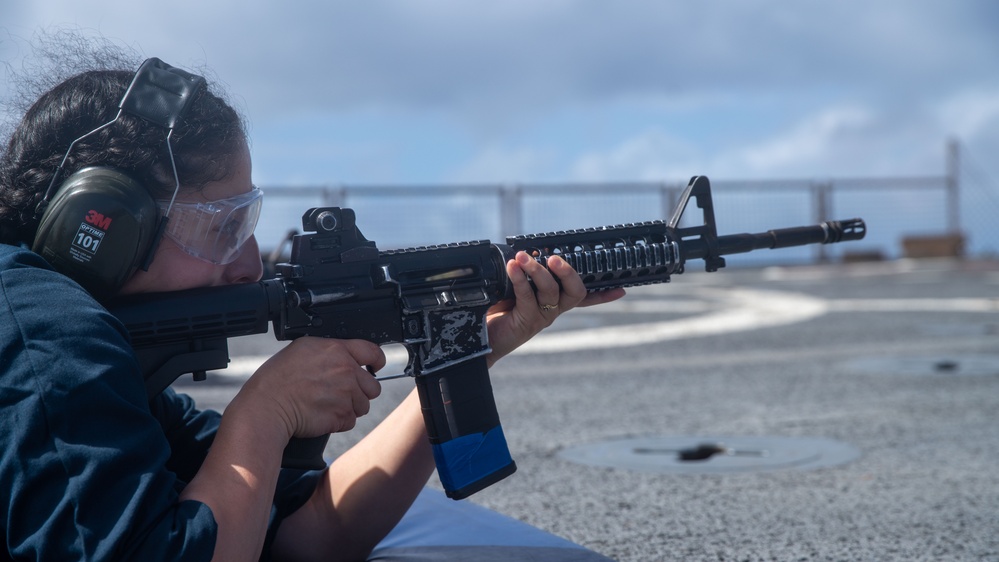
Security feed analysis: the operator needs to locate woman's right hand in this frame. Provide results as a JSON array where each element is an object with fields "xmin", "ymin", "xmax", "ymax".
[{"xmin": 233, "ymin": 337, "xmax": 385, "ymax": 440}]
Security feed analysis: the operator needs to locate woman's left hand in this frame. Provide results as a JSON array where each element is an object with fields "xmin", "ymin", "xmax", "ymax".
[{"xmin": 485, "ymin": 251, "xmax": 626, "ymax": 366}]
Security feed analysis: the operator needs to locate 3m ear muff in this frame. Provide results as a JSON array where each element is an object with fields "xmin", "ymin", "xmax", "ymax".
[
  {"xmin": 31, "ymin": 167, "xmax": 160, "ymax": 299},
  {"xmin": 29, "ymin": 57, "xmax": 206, "ymax": 300}
]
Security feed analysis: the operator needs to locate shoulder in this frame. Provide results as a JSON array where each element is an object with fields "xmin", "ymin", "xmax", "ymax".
[
  {"xmin": 0, "ymin": 243, "xmax": 54, "ymax": 271},
  {"xmin": 0, "ymin": 243, "xmax": 92, "ymax": 301},
  {"xmin": 0, "ymin": 243, "xmax": 139, "ymax": 397},
  {"xmin": 0, "ymin": 243, "xmax": 121, "ymax": 327}
]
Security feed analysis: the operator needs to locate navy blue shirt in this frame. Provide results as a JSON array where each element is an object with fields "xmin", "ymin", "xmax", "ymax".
[{"xmin": 0, "ymin": 245, "xmax": 320, "ymax": 560}]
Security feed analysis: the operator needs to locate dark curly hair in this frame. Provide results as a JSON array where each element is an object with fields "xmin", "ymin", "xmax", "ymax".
[{"xmin": 0, "ymin": 36, "xmax": 247, "ymax": 245}]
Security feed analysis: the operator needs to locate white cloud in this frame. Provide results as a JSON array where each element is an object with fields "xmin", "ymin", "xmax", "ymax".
[
  {"xmin": 732, "ymin": 106, "xmax": 875, "ymax": 175},
  {"xmin": 447, "ymin": 145, "xmax": 556, "ymax": 183},
  {"xmin": 937, "ymin": 90, "xmax": 999, "ymax": 143},
  {"xmin": 565, "ymin": 101, "xmax": 964, "ymax": 184},
  {"xmin": 569, "ymin": 130, "xmax": 699, "ymax": 182}
]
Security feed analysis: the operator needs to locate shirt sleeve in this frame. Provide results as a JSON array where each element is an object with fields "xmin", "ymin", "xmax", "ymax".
[
  {"xmin": 0, "ymin": 253, "xmax": 217, "ymax": 560},
  {"xmin": 150, "ymin": 389, "xmax": 220, "ymax": 482},
  {"xmin": 150, "ymin": 389, "xmax": 326, "ymax": 562}
]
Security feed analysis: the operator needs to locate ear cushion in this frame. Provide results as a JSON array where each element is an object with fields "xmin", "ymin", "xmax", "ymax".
[{"xmin": 32, "ymin": 167, "xmax": 160, "ymax": 299}]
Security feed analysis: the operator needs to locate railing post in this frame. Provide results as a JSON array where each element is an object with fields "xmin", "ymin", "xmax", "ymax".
[
  {"xmin": 321, "ymin": 184, "xmax": 347, "ymax": 208},
  {"xmin": 500, "ymin": 184, "xmax": 522, "ymax": 237},
  {"xmin": 946, "ymin": 138, "xmax": 960, "ymax": 234},
  {"xmin": 813, "ymin": 182, "xmax": 832, "ymax": 263}
]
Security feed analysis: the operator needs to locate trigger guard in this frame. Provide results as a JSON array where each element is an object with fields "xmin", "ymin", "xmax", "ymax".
[{"xmin": 373, "ymin": 342, "xmax": 417, "ymax": 380}]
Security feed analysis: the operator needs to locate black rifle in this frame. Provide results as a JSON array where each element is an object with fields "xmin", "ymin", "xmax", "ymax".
[{"xmin": 108, "ymin": 176, "xmax": 866, "ymax": 499}]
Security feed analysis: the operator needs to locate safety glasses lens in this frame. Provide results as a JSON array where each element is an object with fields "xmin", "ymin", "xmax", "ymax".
[{"xmin": 158, "ymin": 188, "xmax": 262, "ymax": 264}]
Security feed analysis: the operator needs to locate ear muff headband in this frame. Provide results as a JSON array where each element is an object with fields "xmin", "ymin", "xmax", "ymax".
[
  {"xmin": 36, "ymin": 58, "xmax": 206, "ymax": 215},
  {"xmin": 31, "ymin": 58, "xmax": 206, "ymax": 299}
]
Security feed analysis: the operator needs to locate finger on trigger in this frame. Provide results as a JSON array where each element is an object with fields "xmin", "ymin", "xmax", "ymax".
[{"xmin": 346, "ymin": 339, "xmax": 387, "ymax": 372}]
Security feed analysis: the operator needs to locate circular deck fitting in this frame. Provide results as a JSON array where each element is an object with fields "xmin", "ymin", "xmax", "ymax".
[
  {"xmin": 558, "ymin": 435, "xmax": 861, "ymax": 474},
  {"xmin": 844, "ymin": 353, "xmax": 999, "ymax": 377}
]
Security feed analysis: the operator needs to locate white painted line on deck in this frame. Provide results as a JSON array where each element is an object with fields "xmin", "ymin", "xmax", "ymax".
[{"xmin": 516, "ymin": 288, "xmax": 827, "ymax": 353}]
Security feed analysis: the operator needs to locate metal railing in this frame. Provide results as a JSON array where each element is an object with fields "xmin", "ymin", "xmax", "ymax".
[{"xmin": 254, "ymin": 140, "xmax": 996, "ymax": 266}]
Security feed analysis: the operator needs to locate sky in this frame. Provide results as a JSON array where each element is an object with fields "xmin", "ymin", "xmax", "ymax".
[{"xmin": 2, "ymin": 1, "xmax": 998, "ymax": 253}]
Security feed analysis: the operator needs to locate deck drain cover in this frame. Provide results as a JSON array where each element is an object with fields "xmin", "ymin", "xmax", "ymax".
[
  {"xmin": 559, "ymin": 435, "xmax": 860, "ymax": 474},
  {"xmin": 844, "ymin": 354, "xmax": 999, "ymax": 377}
]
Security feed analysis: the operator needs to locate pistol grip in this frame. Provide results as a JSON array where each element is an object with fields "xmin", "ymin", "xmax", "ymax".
[
  {"xmin": 415, "ymin": 355, "xmax": 517, "ymax": 499},
  {"xmin": 282, "ymin": 435, "xmax": 330, "ymax": 470}
]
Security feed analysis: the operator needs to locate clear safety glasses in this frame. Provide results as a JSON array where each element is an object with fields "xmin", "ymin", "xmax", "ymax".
[{"xmin": 157, "ymin": 187, "xmax": 263, "ymax": 265}]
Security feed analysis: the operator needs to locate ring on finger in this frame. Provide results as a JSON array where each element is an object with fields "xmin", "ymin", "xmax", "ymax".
[{"xmin": 539, "ymin": 303, "xmax": 559, "ymax": 311}]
